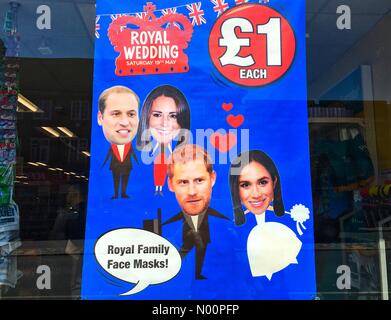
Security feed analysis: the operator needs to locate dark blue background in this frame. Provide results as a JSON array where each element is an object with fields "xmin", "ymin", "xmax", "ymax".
[{"xmin": 82, "ymin": 0, "xmax": 316, "ymax": 300}]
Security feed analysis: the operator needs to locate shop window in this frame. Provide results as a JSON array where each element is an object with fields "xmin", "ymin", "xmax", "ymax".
[
  {"xmin": 29, "ymin": 138, "xmax": 49, "ymax": 163},
  {"xmin": 67, "ymin": 138, "xmax": 89, "ymax": 163},
  {"xmin": 33, "ymin": 100, "xmax": 52, "ymax": 120},
  {"xmin": 70, "ymin": 100, "xmax": 90, "ymax": 121}
]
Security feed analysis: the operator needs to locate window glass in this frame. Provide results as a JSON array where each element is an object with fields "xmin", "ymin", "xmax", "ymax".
[{"xmin": 0, "ymin": 0, "xmax": 390, "ymax": 300}]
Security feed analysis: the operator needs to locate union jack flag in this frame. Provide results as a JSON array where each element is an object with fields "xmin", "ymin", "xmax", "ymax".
[
  {"xmin": 110, "ymin": 14, "xmax": 128, "ymax": 21},
  {"xmin": 161, "ymin": 7, "xmax": 177, "ymax": 15},
  {"xmin": 161, "ymin": 7, "xmax": 180, "ymax": 29},
  {"xmin": 136, "ymin": 12, "xmax": 148, "ymax": 19},
  {"xmin": 95, "ymin": 16, "xmax": 100, "ymax": 39},
  {"xmin": 235, "ymin": 0, "xmax": 249, "ymax": 5},
  {"xmin": 186, "ymin": 2, "xmax": 206, "ymax": 26},
  {"xmin": 211, "ymin": 0, "xmax": 229, "ymax": 17}
]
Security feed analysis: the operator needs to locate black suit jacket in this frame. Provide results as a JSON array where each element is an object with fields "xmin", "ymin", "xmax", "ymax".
[
  {"xmin": 162, "ymin": 207, "xmax": 229, "ymax": 246},
  {"xmin": 102, "ymin": 143, "xmax": 138, "ymax": 175}
]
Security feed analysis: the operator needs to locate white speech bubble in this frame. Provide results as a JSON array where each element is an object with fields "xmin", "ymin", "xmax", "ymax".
[
  {"xmin": 94, "ymin": 228, "xmax": 181, "ymax": 295},
  {"xmin": 247, "ymin": 222, "xmax": 302, "ymax": 280}
]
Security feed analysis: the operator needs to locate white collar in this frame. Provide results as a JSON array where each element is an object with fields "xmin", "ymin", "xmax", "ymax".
[
  {"xmin": 255, "ymin": 212, "xmax": 266, "ymax": 225},
  {"xmin": 152, "ymin": 142, "xmax": 160, "ymax": 155},
  {"xmin": 151, "ymin": 142, "xmax": 173, "ymax": 155}
]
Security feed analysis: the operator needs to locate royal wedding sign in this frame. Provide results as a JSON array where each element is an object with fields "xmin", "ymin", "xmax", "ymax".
[{"xmin": 82, "ymin": 0, "xmax": 316, "ymax": 299}]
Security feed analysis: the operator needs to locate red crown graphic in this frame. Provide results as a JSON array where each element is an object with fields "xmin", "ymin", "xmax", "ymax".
[{"xmin": 108, "ymin": 2, "xmax": 194, "ymax": 76}]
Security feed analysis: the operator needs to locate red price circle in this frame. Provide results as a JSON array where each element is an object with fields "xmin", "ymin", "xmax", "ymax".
[{"xmin": 209, "ymin": 4, "xmax": 296, "ymax": 87}]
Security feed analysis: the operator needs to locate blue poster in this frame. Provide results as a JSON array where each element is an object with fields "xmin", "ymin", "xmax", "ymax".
[{"xmin": 82, "ymin": 0, "xmax": 316, "ymax": 300}]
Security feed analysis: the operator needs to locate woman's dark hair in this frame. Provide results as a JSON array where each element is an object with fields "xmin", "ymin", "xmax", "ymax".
[
  {"xmin": 136, "ymin": 85, "xmax": 190, "ymax": 151},
  {"xmin": 229, "ymin": 150, "xmax": 285, "ymax": 226}
]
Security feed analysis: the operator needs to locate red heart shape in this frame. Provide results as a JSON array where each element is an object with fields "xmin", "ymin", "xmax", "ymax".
[
  {"xmin": 227, "ymin": 114, "xmax": 244, "ymax": 128},
  {"xmin": 222, "ymin": 103, "xmax": 233, "ymax": 112},
  {"xmin": 210, "ymin": 132, "xmax": 237, "ymax": 153}
]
